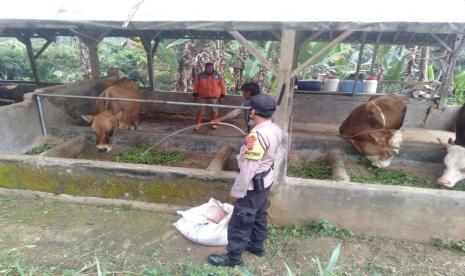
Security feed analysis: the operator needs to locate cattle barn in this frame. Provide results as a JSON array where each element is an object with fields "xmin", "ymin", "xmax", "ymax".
[{"xmin": 1, "ymin": 0, "xmax": 465, "ymax": 241}]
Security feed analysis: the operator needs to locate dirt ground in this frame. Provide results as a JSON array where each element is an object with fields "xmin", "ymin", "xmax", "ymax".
[{"xmin": 1, "ymin": 195, "xmax": 465, "ymax": 275}]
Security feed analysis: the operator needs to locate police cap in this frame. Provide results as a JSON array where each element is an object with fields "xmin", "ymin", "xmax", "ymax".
[{"xmin": 250, "ymin": 94, "xmax": 276, "ymax": 118}]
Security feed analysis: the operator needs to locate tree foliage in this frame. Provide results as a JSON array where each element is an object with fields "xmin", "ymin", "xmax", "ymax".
[
  {"xmin": 1, "ymin": 36, "xmax": 465, "ymax": 105},
  {"xmin": 0, "ymin": 39, "xmax": 31, "ymax": 80}
]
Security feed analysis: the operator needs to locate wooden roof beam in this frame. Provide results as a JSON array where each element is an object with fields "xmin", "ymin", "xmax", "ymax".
[
  {"xmin": 370, "ymin": 32, "xmax": 383, "ymax": 74},
  {"xmin": 34, "ymin": 39, "xmax": 52, "ymax": 59},
  {"xmin": 430, "ymin": 33, "xmax": 452, "ymax": 52},
  {"xmin": 271, "ymin": 30, "xmax": 281, "ymax": 41},
  {"xmin": 16, "ymin": 33, "xmax": 39, "ymax": 82},
  {"xmin": 291, "ymin": 29, "xmax": 354, "ymax": 78},
  {"xmin": 439, "ymin": 34, "xmax": 465, "ymax": 108},
  {"xmin": 407, "ymin": 33, "xmax": 416, "ymax": 44},
  {"xmin": 298, "ymin": 30, "xmax": 325, "ymax": 49},
  {"xmin": 228, "ymin": 31, "xmax": 279, "ymax": 77},
  {"xmin": 392, "ymin": 32, "xmax": 400, "ymax": 43},
  {"xmin": 352, "ymin": 32, "xmax": 367, "ymax": 96}
]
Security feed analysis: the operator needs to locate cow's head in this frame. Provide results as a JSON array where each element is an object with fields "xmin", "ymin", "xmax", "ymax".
[
  {"xmin": 437, "ymin": 138, "xmax": 465, "ymax": 187},
  {"xmin": 81, "ymin": 111, "xmax": 122, "ymax": 152},
  {"xmin": 350, "ymin": 130, "xmax": 402, "ymax": 168}
]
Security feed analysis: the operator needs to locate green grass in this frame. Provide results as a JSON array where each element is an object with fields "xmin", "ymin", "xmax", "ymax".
[
  {"xmin": 25, "ymin": 143, "xmax": 55, "ymax": 155},
  {"xmin": 432, "ymin": 238, "xmax": 465, "ymax": 253},
  {"xmin": 288, "ymin": 161, "xmax": 332, "ymax": 180},
  {"xmin": 269, "ymin": 219, "xmax": 355, "ymax": 244},
  {"xmin": 348, "ymin": 166, "xmax": 430, "ymax": 187},
  {"xmin": 111, "ymin": 144, "xmax": 185, "ymax": 165}
]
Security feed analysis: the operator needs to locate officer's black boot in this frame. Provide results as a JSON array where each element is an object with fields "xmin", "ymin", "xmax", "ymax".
[
  {"xmin": 208, "ymin": 253, "xmax": 243, "ymax": 267},
  {"xmin": 246, "ymin": 243, "xmax": 265, "ymax": 257}
]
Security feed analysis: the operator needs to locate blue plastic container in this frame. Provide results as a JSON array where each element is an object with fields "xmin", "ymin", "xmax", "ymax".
[
  {"xmin": 297, "ymin": 80, "xmax": 321, "ymax": 91},
  {"xmin": 339, "ymin": 80, "xmax": 363, "ymax": 93}
]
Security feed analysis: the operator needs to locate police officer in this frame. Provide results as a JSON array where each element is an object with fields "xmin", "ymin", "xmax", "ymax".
[{"xmin": 208, "ymin": 94, "xmax": 283, "ymax": 267}]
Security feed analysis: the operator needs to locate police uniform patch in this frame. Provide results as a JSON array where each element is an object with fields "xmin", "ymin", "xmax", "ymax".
[{"xmin": 245, "ymin": 132, "xmax": 265, "ymax": 160}]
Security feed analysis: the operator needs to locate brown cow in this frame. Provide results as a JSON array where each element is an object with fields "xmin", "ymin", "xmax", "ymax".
[
  {"xmin": 81, "ymin": 111, "xmax": 121, "ymax": 152},
  {"xmin": 339, "ymin": 95, "xmax": 407, "ymax": 168},
  {"xmin": 95, "ymin": 78, "xmax": 141, "ymax": 130},
  {"xmin": 81, "ymin": 78, "xmax": 140, "ymax": 152}
]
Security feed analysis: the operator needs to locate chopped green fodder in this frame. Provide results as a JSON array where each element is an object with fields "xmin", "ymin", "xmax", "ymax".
[
  {"xmin": 25, "ymin": 143, "xmax": 55, "ymax": 155},
  {"xmin": 288, "ymin": 161, "xmax": 332, "ymax": 180},
  {"xmin": 111, "ymin": 144, "xmax": 185, "ymax": 165},
  {"xmin": 349, "ymin": 166, "xmax": 430, "ymax": 187}
]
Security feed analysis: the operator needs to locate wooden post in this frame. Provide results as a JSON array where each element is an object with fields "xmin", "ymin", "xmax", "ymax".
[
  {"xmin": 328, "ymin": 149, "xmax": 350, "ymax": 181},
  {"xmin": 352, "ymin": 32, "xmax": 366, "ymax": 97},
  {"xmin": 228, "ymin": 31, "xmax": 279, "ymax": 77},
  {"xmin": 419, "ymin": 46, "xmax": 430, "ymax": 81},
  {"xmin": 74, "ymin": 29, "xmax": 110, "ymax": 79},
  {"xmin": 274, "ymin": 29, "xmax": 296, "ymax": 185},
  {"xmin": 77, "ymin": 36, "xmax": 101, "ymax": 79},
  {"xmin": 431, "ymin": 33, "xmax": 452, "ymax": 52},
  {"xmin": 370, "ymin": 32, "xmax": 383, "ymax": 75},
  {"xmin": 206, "ymin": 145, "xmax": 233, "ymax": 171},
  {"xmin": 439, "ymin": 34, "xmax": 465, "ymax": 108},
  {"xmin": 16, "ymin": 35, "xmax": 39, "ymax": 82},
  {"xmin": 140, "ymin": 35, "xmax": 155, "ymax": 90}
]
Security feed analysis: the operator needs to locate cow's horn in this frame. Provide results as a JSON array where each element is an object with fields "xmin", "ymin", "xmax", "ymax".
[{"xmin": 437, "ymin": 138, "xmax": 451, "ymax": 148}]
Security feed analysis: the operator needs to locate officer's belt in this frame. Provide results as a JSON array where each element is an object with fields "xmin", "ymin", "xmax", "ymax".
[{"xmin": 255, "ymin": 163, "xmax": 274, "ymax": 179}]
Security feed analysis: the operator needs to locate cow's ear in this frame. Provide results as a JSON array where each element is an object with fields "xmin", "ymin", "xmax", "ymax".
[
  {"xmin": 81, "ymin": 115, "xmax": 93, "ymax": 123},
  {"xmin": 115, "ymin": 111, "xmax": 123, "ymax": 120}
]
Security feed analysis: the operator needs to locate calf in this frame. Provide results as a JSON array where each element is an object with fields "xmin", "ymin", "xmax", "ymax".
[
  {"xmin": 437, "ymin": 104, "xmax": 465, "ymax": 187},
  {"xmin": 81, "ymin": 111, "xmax": 121, "ymax": 152},
  {"xmin": 339, "ymin": 95, "xmax": 407, "ymax": 168},
  {"xmin": 96, "ymin": 78, "xmax": 141, "ymax": 129}
]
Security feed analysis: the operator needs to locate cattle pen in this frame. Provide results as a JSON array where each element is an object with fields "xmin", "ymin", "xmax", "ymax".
[{"xmin": 1, "ymin": 0, "xmax": 465, "ymax": 242}]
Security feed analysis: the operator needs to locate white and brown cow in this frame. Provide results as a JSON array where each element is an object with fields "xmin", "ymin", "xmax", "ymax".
[
  {"xmin": 437, "ymin": 104, "xmax": 465, "ymax": 187},
  {"xmin": 339, "ymin": 95, "xmax": 407, "ymax": 168},
  {"xmin": 81, "ymin": 78, "xmax": 141, "ymax": 152}
]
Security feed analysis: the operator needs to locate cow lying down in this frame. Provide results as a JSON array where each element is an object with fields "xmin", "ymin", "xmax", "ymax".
[
  {"xmin": 437, "ymin": 103, "xmax": 465, "ymax": 187},
  {"xmin": 437, "ymin": 140, "xmax": 465, "ymax": 188},
  {"xmin": 339, "ymin": 95, "xmax": 407, "ymax": 168}
]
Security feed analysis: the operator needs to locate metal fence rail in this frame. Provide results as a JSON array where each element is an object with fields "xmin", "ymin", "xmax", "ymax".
[{"xmin": 35, "ymin": 93, "xmax": 250, "ymax": 136}]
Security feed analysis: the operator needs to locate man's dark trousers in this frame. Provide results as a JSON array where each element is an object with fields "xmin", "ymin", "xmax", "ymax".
[{"xmin": 226, "ymin": 186, "xmax": 270, "ymax": 261}]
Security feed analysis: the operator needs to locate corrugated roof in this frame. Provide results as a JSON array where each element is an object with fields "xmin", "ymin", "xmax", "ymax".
[{"xmin": 1, "ymin": 0, "xmax": 465, "ymax": 45}]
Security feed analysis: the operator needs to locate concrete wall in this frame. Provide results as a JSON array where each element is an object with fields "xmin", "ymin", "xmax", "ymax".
[
  {"xmin": 141, "ymin": 90, "xmax": 243, "ymax": 117},
  {"xmin": 0, "ymin": 93, "xmax": 42, "ymax": 154},
  {"xmin": 291, "ymin": 132, "xmax": 448, "ymax": 164},
  {"xmin": 0, "ymin": 82, "xmax": 54, "ymax": 103},
  {"xmin": 35, "ymin": 78, "xmax": 111, "ymax": 125},
  {"xmin": 269, "ymin": 177, "xmax": 465, "ymax": 242},
  {"xmin": 47, "ymin": 124, "xmax": 242, "ymax": 155},
  {"xmin": 0, "ymin": 154, "xmax": 236, "ymax": 206},
  {"xmin": 28, "ymin": 80, "xmax": 459, "ymax": 132},
  {"xmin": 291, "ymin": 93, "xmax": 461, "ymax": 130},
  {"xmin": 0, "ymin": 78, "xmax": 112, "ymax": 154}
]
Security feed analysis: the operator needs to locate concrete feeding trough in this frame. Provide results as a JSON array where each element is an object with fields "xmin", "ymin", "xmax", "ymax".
[
  {"xmin": 1, "ymin": 79, "xmax": 465, "ymax": 241},
  {"xmin": 270, "ymin": 94, "xmax": 465, "ymax": 241}
]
